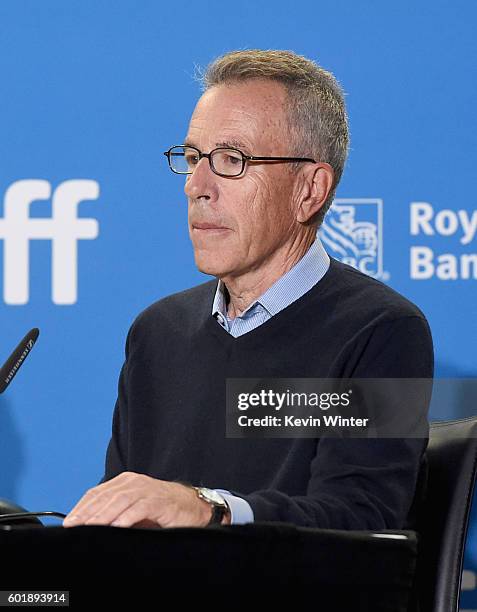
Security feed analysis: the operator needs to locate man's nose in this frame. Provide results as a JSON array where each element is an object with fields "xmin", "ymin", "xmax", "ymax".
[{"xmin": 184, "ymin": 157, "xmax": 214, "ymax": 200}]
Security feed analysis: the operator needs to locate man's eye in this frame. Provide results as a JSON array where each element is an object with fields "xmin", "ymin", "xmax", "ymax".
[
  {"xmin": 185, "ymin": 155, "xmax": 199, "ymax": 165},
  {"xmin": 219, "ymin": 153, "xmax": 241, "ymax": 165}
]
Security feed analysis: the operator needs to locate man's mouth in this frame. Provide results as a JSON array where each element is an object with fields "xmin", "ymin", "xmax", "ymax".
[{"xmin": 192, "ymin": 222, "xmax": 231, "ymax": 233}]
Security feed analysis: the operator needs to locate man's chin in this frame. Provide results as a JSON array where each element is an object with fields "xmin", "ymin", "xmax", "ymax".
[
  {"xmin": 193, "ymin": 254, "xmax": 233, "ymax": 277},
  {"xmin": 195, "ymin": 261, "xmax": 228, "ymax": 277}
]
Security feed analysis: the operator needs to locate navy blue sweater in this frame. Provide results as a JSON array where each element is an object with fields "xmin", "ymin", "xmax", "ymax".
[{"xmin": 102, "ymin": 258, "xmax": 434, "ymax": 529}]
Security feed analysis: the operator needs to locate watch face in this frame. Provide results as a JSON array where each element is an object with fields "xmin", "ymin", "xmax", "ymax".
[{"xmin": 200, "ymin": 488, "xmax": 225, "ymax": 505}]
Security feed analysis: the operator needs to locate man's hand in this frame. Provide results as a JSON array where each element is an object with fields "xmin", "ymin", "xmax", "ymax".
[{"xmin": 63, "ymin": 471, "xmax": 228, "ymax": 528}]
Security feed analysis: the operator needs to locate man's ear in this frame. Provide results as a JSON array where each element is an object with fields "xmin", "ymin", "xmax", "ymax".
[{"xmin": 296, "ymin": 163, "xmax": 334, "ymax": 223}]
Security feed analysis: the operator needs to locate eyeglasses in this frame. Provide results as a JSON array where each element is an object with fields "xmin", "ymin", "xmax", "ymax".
[{"xmin": 163, "ymin": 145, "xmax": 317, "ymax": 178}]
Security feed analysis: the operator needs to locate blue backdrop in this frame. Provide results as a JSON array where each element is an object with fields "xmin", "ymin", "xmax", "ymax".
[{"xmin": 0, "ymin": 1, "xmax": 476, "ymax": 607}]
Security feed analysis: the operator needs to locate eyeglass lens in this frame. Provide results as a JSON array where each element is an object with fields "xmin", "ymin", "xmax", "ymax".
[{"xmin": 169, "ymin": 146, "xmax": 244, "ymax": 177}]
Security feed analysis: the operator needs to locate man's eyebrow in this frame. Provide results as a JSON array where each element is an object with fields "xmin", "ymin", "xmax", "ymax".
[
  {"xmin": 215, "ymin": 139, "xmax": 250, "ymax": 151},
  {"xmin": 182, "ymin": 139, "xmax": 251, "ymax": 152}
]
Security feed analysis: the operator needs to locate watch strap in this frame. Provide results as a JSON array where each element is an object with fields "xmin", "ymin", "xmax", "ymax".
[{"xmin": 209, "ymin": 502, "xmax": 228, "ymax": 525}]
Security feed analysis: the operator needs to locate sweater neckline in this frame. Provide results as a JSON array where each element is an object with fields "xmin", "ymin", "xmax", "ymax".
[{"xmin": 203, "ymin": 257, "xmax": 337, "ymax": 346}]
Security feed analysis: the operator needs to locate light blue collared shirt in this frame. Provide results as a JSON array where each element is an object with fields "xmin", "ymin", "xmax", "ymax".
[{"xmin": 210, "ymin": 235, "xmax": 330, "ymax": 523}]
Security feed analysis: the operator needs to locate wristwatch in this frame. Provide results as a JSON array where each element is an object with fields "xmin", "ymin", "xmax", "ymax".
[{"xmin": 193, "ymin": 487, "xmax": 230, "ymax": 525}]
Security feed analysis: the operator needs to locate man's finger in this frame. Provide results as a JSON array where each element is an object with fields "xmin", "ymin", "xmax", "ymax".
[
  {"xmin": 64, "ymin": 483, "xmax": 134, "ymax": 526},
  {"xmin": 109, "ymin": 498, "xmax": 162, "ymax": 529},
  {"xmin": 65, "ymin": 472, "xmax": 141, "ymax": 522},
  {"xmin": 82, "ymin": 491, "xmax": 139, "ymax": 526},
  {"xmin": 66, "ymin": 476, "xmax": 124, "ymax": 517}
]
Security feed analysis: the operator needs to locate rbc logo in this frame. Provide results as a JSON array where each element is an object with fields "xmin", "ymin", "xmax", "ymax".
[
  {"xmin": 320, "ymin": 198, "xmax": 387, "ymax": 280},
  {"xmin": 0, "ymin": 179, "xmax": 99, "ymax": 305}
]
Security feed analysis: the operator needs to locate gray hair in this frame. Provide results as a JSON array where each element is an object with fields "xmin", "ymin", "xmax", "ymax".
[{"xmin": 197, "ymin": 49, "xmax": 350, "ymax": 226}]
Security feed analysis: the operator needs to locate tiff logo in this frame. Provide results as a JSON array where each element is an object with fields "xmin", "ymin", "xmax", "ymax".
[{"xmin": 0, "ymin": 179, "xmax": 99, "ymax": 305}]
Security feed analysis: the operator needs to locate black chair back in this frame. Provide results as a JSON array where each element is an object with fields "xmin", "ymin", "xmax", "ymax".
[{"xmin": 416, "ymin": 417, "xmax": 477, "ymax": 612}]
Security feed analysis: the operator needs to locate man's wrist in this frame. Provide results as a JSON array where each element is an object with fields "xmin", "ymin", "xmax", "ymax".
[{"xmin": 192, "ymin": 486, "xmax": 230, "ymax": 525}]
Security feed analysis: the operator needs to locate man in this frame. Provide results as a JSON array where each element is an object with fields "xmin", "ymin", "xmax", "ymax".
[{"xmin": 63, "ymin": 49, "xmax": 433, "ymax": 530}]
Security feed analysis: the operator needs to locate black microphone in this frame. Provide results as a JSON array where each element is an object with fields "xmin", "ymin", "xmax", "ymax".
[
  {"xmin": 0, "ymin": 511, "xmax": 67, "ymax": 529},
  {"xmin": 0, "ymin": 328, "xmax": 65, "ymax": 528},
  {"xmin": 0, "ymin": 328, "xmax": 40, "ymax": 394}
]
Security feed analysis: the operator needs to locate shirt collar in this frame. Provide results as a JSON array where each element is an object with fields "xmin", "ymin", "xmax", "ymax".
[{"xmin": 211, "ymin": 234, "xmax": 330, "ymax": 320}]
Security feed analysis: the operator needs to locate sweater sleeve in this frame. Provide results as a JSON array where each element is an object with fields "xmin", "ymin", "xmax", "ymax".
[{"xmin": 239, "ymin": 315, "xmax": 434, "ymax": 529}]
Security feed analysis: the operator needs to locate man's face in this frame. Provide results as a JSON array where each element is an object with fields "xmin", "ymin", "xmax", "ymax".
[{"xmin": 184, "ymin": 79, "xmax": 302, "ymax": 279}]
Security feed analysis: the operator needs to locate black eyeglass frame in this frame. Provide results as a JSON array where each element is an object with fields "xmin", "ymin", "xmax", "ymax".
[{"xmin": 163, "ymin": 145, "xmax": 317, "ymax": 178}]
